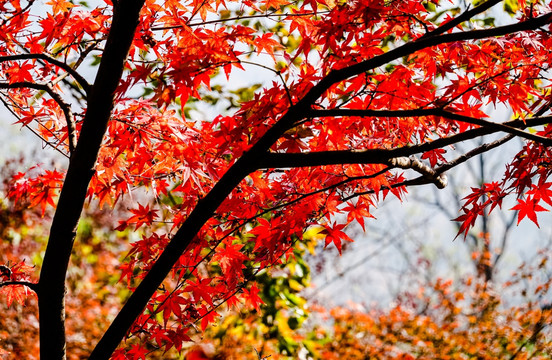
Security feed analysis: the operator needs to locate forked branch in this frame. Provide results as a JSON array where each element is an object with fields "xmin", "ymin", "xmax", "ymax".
[{"xmin": 388, "ymin": 156, "xmax": 447, "ymax": 189}]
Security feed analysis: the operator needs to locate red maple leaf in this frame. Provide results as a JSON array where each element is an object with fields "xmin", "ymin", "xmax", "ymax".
[
  {"xmin": 127, "ymin": 344, "xmax": 149, "ymax": 360},
  {"xmin": 527, "ymin": 182, "xmax": 552, "ymax": 207},
  {"xmin": 0, "ymin": 284, "xmax": 31, "ymax": 307},
  {"xmin": 323, "ymin": 222, "xmax": 354, "ymax": 255},
  {"xmin": 343, "ymin": 200, "xmax": 374, "ymax": 231},
  {"xmin": 117, "ymin": 204, "xmax": 158, "ymax": 230},
  {"xmin": 264, "ymin": 0, "xmax": 289, "ymax": 10},
  {"xmin": 511, "ymin": 197, "xmax": 548, "ymax": 227},
  {"xmin": 213, "ymin": 239, "xmax": 248, "ymax": 287},
  {"xmin": 185, "ymin": 278, "xmax": 215, "ymax": 307},
  {"xmin": 421, "ymin": 148, "xmax": 447, "ymax": 167},
  {"xmin": 243, "ymin": 283, "xmax": 263, "ymax": 312},
  {"xmin": 254, "ymin": 33, "xmax": 282, "ymax": 60}
]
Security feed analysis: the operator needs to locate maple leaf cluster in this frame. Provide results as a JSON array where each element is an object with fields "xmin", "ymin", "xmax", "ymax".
[{"xmin": 0, "ymin": 260, "xmax": 35, "ymax": 307}]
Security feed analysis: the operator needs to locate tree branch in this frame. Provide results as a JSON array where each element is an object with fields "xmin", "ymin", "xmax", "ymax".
[
  {"xmin": 260, "ymin": 115, "xmax": 552, "ymax": 170},
  {"xmin": 340, "ymin": 134, "xmax": 515, "ymax": 205},
  {"xmin": 0, "ymin": 53, "xmax": 91, "ymax": 94},
  {"xmin": 308, "ymin": 108, "xmax": 552, "ymax": 147},
  {"xmin": 47, "ymin": 85, "xmax": 77, "ymax": 154},
  {"xmin": 0, "ymin": 280, "xmax": 38, "ymax": 293},
  {"xmin": 394, "ymin": 137, "xmax": 514, "ymax": 204},
  {"xmin": 434, "ymin": 134, "xmax": 515, "ymax": 175}
]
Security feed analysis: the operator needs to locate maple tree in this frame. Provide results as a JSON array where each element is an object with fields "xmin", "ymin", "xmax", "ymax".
[{"xmin": 2, "ymin": 0, "xmax": 552, "ymax": 358}]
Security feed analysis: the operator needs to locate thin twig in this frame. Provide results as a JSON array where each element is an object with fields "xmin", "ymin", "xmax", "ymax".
[
  {"xmin": 150, "ymin": 10, "xmax": 328, "ymax": 31},
  {"xmin": 0, "ymin": 81, "xmax": 77, "ymax": 153},
  {"xmin": 0, "ymin": 54, "xmax": 91, "ymax": 93},
  {"xmin": 421, "ymin": 0, "xmax": 502, "ymax": 38},
  {"xmin": 0, "ymin": 94, "xmax": 70, "ymax": 158}
]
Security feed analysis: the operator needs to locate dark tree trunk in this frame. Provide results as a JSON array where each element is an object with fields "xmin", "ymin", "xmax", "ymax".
[{"xmin": 37, "ymin": 1, "xmax": 145, "ymax": 359}]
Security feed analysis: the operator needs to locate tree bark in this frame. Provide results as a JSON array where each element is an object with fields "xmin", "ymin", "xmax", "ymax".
[{"xmin": 37, "ymin": 1, "xmax": 145, "ymax": 359}]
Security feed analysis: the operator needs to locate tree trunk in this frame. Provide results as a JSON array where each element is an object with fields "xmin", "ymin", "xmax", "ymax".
[{"xmin": 38, "ymin": 1, "xmax": 145, "ymax": 358}]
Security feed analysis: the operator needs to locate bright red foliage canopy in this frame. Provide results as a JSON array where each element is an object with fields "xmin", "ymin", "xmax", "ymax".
[{"xmin": 1, "ymin": 0, "xmax": 552, "ymax": 359}]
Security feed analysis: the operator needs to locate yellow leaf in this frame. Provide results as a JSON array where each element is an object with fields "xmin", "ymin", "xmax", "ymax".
[{"xmin": 46, "ymin": 0, "xmax": 75, "ymax": 14}]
